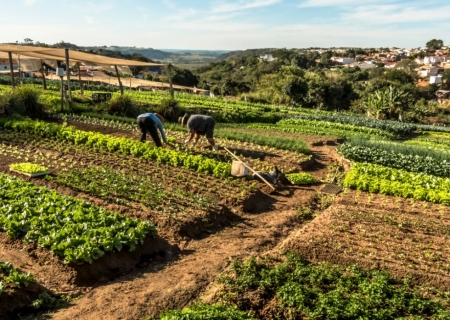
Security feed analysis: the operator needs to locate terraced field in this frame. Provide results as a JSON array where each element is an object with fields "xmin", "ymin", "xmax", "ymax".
[{"xmin": 2, "ymin": 87, "xmax": 450, "ymax": 319}]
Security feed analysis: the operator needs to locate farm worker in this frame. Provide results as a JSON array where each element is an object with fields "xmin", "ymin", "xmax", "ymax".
[
  {"xmin": 136, "ymin": 113, "xmax": 167, "ymax": 147},
  {"xmin": 179, "ymin": 114, "xmax": 218, "ymax": 151}
]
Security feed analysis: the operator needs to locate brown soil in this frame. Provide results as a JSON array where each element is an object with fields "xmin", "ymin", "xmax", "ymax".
[
  {"xmin": 50, "ymin": 187, "xmax": 318, "ymax": 320},
  {"xmin": 0, "ymin": 280, "xmax": 48, "ymax": 319},
  {"xmin": 0, "ymin": 123, "xmax": 341, "ymax": 318},
  {"xmin": 279, "ymin": 190, "xmax": 450, "ymax": 290},
  {"xmin": 2, "ymin": 114, "xmax": 441, "ymax": 318}
]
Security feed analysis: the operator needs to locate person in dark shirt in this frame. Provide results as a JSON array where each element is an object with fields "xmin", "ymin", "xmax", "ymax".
[
  {"xmin": 136, "ymin": 113, "xmax": 167, "ymax": 147},
  {"xmin": 179, "ymin": 114, "xmax": 218, "ymax": 151}
]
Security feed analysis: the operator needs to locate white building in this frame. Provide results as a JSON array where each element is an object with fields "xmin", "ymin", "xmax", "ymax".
[
  {"xmin": 424, "ymin": 56, "xmax": 444, "ymax": 65},
  {"xmin": 430, "ymin": 75, "xmax": 443, "ymax": 84},
  {"xmin": 336, "ymin": 57, "xmax": 355, "ymax": 65},
  {"xmin": 259, "ymin": 54, "xmax": 274, "ymax": 61},
  {"xmin": 419, "ymin": 67, "xmax": 439, "ymax": 78},
  {"xmin": 0, "ymin": 58, "xmax": 18, "ymax": 71},
  {"xmin": 357, "ymin": 62, "xmax": 377, "ymax": 70}
]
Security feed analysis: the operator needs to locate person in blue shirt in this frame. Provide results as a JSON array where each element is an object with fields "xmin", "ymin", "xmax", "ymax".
[{"xmin": 136, "ymin": 113, "xmax": 167, "ymax": 147}]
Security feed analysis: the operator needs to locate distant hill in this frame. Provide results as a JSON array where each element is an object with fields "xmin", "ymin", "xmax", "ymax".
[
  {"xmin": 82, "ymin": 46, "xmax": 173, "ymax": 60},
  {"xmin": 81, "ymin": 46, "xmax": 229, "ymax": 66},
  {"xmin": 217, "ymin": 48, "xmax": 276, "ymax": 61}
]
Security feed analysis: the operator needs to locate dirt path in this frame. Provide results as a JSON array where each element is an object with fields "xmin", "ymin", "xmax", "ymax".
[
  {"xmin": 46, "ymin": 133, "xmax": 342, "ymax": 320},
  {"xmin": 50, "ymin": 186, "xmax": 318, "ymax": 320}
]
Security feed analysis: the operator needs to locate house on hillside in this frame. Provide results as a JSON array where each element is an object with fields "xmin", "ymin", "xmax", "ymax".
[
  {"xmin": 430, "ymin": 75, "xmax": 443, "ymax": 84},
  {"xmin": 0, "ymin": 58, "xmax": 18, "ymax": 72},
  {"xmin": 356, "ymin": 62, "xmax": 377, "ymax": 70},
  {"xmin": 335, "ymin": 57, "xmax": 355, "ymax": 65},
  {"xmin": 419, "ymin": 67, "xmax": 443, "ymax": 78},
  {"xmin": 259, "ymin": 54, "xmax": 274, "ymax": 61},
  {"xmin": 383, "ymin": 61, "xmax": 396, "ymax": 68},
  {"xmin": 424, "ymin": 56, "xmax": 444, "ymax": 65}
]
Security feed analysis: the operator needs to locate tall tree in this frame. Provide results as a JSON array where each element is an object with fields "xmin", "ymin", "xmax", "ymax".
[{"xmin": 426, "ymin": 39, "xmax": 444, "ymax": 51}]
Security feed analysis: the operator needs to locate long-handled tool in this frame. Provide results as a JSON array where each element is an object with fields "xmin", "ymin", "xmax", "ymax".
[{"xmin": 224, "ymin": 147, "xmax": 276, "ymax": 192}]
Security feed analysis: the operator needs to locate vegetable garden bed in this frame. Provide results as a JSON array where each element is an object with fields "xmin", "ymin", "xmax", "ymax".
[
  {"xmin": 281, "ymin": 190, "xmax": 450, "ymax": 291},
  {"xmin": 0, "ymin": 131, "xmax": 257, "ymax": 239}
]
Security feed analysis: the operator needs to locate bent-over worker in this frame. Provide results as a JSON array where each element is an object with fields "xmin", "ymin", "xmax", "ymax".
[
  {"xmin": 179, "ymin": 114, "xmax": 218, "ymax": 151},
  {"xmin": 136, "ymin": 113, "xmax": 167, "ymax": 147}
]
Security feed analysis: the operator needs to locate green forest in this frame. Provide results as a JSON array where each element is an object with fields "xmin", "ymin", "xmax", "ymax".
[{"xmin": 163, "ymin": 47, "xmax": 450, "ymax": 124}]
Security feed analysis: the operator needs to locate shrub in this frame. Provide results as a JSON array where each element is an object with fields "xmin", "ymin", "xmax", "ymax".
[
  {"xmin": 156, "ymin": 97, "xmax": 182, "ymax": 121},
  {"xmin": 0, "ymin": 91, "xmax": 24, "ymax": 116},
  {"xmin": 108, "ymin": 94, "xmax": 140, "ymax": 118},
  {"xmin": 15, "ymin": 86, "xmax": 45, "ymax": 117}
]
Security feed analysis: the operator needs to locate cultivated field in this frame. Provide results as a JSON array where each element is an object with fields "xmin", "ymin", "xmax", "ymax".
[{"xmin": 1, "ymin": 84, "xmax": 450, "ymax": 319}]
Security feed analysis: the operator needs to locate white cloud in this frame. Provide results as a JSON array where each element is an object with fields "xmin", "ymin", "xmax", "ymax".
[
  {"xmin": 86, "ymin": 1, "xmax": 115, "ymax": 12},
  {"xmin": 164, "ymin": 8, "xmax": 198, "ymax": 20},
  {"xmin": 84, "ymin": 16, "xmax": 97, "ymax": 25},
  {"xmin": 299, "ymin": 0, "xmax": 382, "ymax": 7},
  {"xmin": 212, "ymin": 0, "xmax": 282, "ymax": 13},
  {"xmin": 343, "ymin": 4, "xmax": 450, "ymax": 23},
  {"xmin": 163, "ymin": 0, "xmax": 175, "ymax": 8},
  {"xmin": 23, "ymin": 0, "xmax": 38, "ymax": 5}
]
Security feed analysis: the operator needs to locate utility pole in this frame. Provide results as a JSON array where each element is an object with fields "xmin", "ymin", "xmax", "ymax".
[
  {"xmin": 65, "ymin": 48, "xmax": 72, "ymax": 103},
  {"xmin": 8, "ymin": 52, "xmax": 14, "ymax": 88},
  {"xmin": 40, "ymin": 60, "xmax": 47, "ymax": 90},
  {"xmin": 168, "ymin": 64, "xmax": 174, "ymax": 99},
  {"xmin": 114, "ymin": 65, "xmax": 124, "ymax": 95},
  {"xmin": 77, "ymin": 62, "xmax": 83, "ymax": 96}
]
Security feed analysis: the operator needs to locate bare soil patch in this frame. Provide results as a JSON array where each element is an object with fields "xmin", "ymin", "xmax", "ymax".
[{"xmin": 280, "ymin": 190, "xmax": 450, "ymax": 290}]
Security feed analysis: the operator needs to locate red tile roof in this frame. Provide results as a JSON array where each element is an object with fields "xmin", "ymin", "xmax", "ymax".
[{"xmin": 0, "ymin": 58, "xmax": 18, "ymax": 65}]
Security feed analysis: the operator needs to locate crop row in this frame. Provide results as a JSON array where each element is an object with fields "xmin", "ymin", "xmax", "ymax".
[
  {"xmin": 0, "ymin": 132, "xmax": 254, "ymax": 218},
  {"xmin": 55, "ymin": 113, "xmax": 311, "ymax": 154},
  {"xmin": 245, "ymin": 123, "xmax": 387, "ymax": 140},
  {"xmin": 337, "ymin": 141, "xmax": 450, "ymax": 178},
  {"xmin": 285, "ymin": 114, "xmax": 415, "ymax": 136},
  {"xmin": 50, "ymin": 114, "xmax": 306, "ymax": 173},
  {"xmin": 0, "ymin": 173, "xmax": 156, "ymax": 264},
  {"xmin": 52, "ymin": 166, "xmax": 217, "ymax": 215},
  {"xmin": 278, "ymin": 118, "xmax": 394, "ymax": 138},
  {"xmin": 0, "ymin": 118, "xmax": 232, "ymax": 178},
  {"xmin": 79, "ymin": 89, "xmax": 330, "ymax": 116},
  {"xmin": 404, "ymin": 136, "xmax": 450, "ymax": 149},
  {"xmin": 0, "ymin": 131, "xmax": 251, "ymax": 197},
  {"xmin": 346, "ymin": 137, "xmax": 450, "ymax": 160},
  {"xmin": 343, "ymin": 163, "xmax": 450, "ymax": 205}
]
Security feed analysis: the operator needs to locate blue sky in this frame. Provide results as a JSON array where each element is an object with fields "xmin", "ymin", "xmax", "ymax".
[{"xmin": 2, "ymin": 0, "xmax": 449, "ymax": 50}]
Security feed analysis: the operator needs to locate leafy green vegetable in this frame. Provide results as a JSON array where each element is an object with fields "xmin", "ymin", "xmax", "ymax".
[
  {"xmin": 280, "ymin": 117, "xmax": 396, "ymax": 138},
  {"xmin": 337, "ymin": 141, "xmax": 450, "ymax": 178},
  {"xmin": 160, "ymin": 303, "xmax": 256, "ymax": 320},
  {"xmin": 284, "ymin": 114, "xmax": 415, "ymax": 135},
  {"xmin": 343, "ymin": 162, "xmax": 450, "ymax": 205},
  {"xmin": 0, "ymin": 173, "xmax": 157, "ymax": 264},
  {"xmin": 286, "ymin": 172, "xmax": 317, "ymax": 185},
  {"xmin": 0, "ymin": 261, "xmax": 35, "ymax": 296},
  {"xmin": 10, "ymin": 162, "xmax": 49, "ymax": 174},
  {"xmin": 0, "ymin": 118, "xmax": 231, "ymax": 178},
  {"xmin": 52, "ymin": 166, "xmax": 216, "ymax": 214},
  {"xmin": 217, "ymin": 252, "xmax": 450, "ymax": 319}
]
